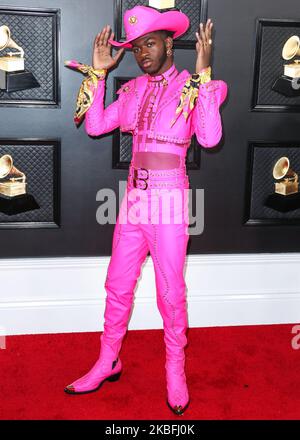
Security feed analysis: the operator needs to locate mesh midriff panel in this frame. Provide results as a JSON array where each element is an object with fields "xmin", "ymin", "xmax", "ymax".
[{"xmin": 132, "ymin": 151, "xmax": 182, "ymax": 169}]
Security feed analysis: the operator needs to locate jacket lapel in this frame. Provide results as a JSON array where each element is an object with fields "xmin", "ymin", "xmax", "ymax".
[
  {"xmin": 134, "ymin": 75, "xmax": 149, "ymax": 113},
  {"xmin": 151, "ymin": 69, "xmax": 191, "ymax": 122}
]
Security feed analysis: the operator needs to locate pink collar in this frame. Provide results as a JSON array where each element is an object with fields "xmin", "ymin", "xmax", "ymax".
[{"xmin": 147, "ymin": 63, "xmax": 177, "ymax": 83}]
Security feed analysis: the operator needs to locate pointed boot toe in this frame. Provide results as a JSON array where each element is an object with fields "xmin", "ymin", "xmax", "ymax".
[
  {"xmin": 166, "ymin": 398, "xmax": 190, "ymax": 416},
  {"xmin": 63, "ymin": 357, "xmax": 122, "ymax": 395},
  {"xmin": 64, "ymin": 384, "xmax": 75, "ymax": 394}
]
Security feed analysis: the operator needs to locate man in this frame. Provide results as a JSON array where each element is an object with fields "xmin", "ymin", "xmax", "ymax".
[{"xmin": 64, "ymin": 4, "xmax": 227, "ymax": 416}]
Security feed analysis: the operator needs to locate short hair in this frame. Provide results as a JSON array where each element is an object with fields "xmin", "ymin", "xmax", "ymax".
[{"xmin": 155, "ymin": 29, "xmax": 175, "ymax": 40}]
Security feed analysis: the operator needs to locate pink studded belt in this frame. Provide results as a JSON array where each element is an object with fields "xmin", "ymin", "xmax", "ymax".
[{"xmin": 127, "ymin": 165, "xmax": 189, "ymax": 190}]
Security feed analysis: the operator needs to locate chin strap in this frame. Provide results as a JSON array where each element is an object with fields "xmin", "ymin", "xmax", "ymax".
[
  {"xmin": 170, "ymin": 66, "xmax": 211, "ymax": 127},
  {"xmin": 64, "ymin": 60, "xmax": 107, "ymax": 125}
]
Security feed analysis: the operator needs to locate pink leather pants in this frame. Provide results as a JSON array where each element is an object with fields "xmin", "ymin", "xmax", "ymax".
[{"xmin": 103, "ymin": 164, "xmax": 190, "ymax": 409}]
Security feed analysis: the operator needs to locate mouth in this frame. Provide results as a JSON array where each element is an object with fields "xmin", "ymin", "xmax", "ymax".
[{"xmin": 141, "ymin": 60, "xmax": 152, "ymax": 68}]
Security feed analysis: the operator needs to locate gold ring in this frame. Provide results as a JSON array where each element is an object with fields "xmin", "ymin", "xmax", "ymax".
[{"xmin": 208, "ymin": 39, "xmax": 212, "ymax": 44}]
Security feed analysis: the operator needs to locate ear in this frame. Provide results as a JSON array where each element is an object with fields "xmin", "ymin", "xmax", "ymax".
[{"xmin": 166, "ymin": 36, "xmax": 173, "ymax": 49}]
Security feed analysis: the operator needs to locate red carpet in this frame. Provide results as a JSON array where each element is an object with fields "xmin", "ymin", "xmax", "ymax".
[{"xmin": 1, "ymin": 324, "xmax": 300, "ymax": 420}]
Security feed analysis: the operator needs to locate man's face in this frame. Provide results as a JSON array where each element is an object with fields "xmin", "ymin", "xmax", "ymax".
[{"xmin": 131, "ymin": 31, "xmax": 170, "ymax": 74}]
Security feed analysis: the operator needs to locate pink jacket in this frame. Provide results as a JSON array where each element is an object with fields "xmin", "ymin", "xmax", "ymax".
[{"xmin": 85, "ymin": 69, "xmax": 227, "ymax": 148}]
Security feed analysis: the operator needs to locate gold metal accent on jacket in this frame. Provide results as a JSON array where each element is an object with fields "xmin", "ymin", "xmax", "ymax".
[
  {"xmin": 170, "ymin": 66, "xmax": 211, "ymax": 127},
  {"xmin": 64, "ymin": 60, "xmax": 107, "ymax": 125}
]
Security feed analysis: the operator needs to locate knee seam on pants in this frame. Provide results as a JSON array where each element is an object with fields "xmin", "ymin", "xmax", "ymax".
[
  {"xmin": 113, "ymin": 224, "xmax": 122, "ymax": 252},
  {"xmin": 152, "ymin": 222, "xmax": 182, "ymax": 346}
]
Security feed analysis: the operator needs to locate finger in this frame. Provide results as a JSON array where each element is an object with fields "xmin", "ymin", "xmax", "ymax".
[
  {"xmin": 101, "ymin": 25, "xmax": 110, "ymax": 46},
  {"xmin": 196, "ymin": 26, "xmax": 204, "ymax": 46},
  {"xmin": 199, "ymin": 22, "xmax": 207, "ymax": 44},
  {"xmin": 95, "ymin": 34, "xmax": 104, "ymax": 48},
  {"xmin": 98, "ymin": 26, "xmax": 107, "ymax": 46},
  {"xmin": 195, "ymin": 31, "xmax": 202, "ymax": 45},
  {"xmin": 108, "ymin": 31, "xmax": 115, "ymax": 46},
  {"xmin": 203, "ymin": 20, "xmax": 211, "ymax": 44},
  {"xmin": 107, "ymin": 25, "xmax": 112, "ymax": 42},
  {"xmin": 103, "ymin": 25, "xmax": 110, "ymax": 45},
  {"xmin": 207, "ymin": 22, "xmax": 213, "ymax": 41},
  {"xmin": 208, "ymin": 22, "xmax": 213, "ymax": 45},
  {"xmin": 204, "ymin": 20, "xmax": 211, "ymax": 43},
  {"xmin": 205, "ymin": 19, "xmax": 212, "ymax": 39},
  {"xmin": 94, "ymin": 31, "xmax": 102, "ymax": 47},
  {"xmin": 195, "ymin": 33, "xmax": 204, "ymax": 53},
  {"xmin": 94, "ymin": 31, "xmax": 101, "ymax": 44}
]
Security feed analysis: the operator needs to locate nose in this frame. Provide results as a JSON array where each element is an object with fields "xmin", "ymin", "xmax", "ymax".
[{"xmin": 140, "ymin": 48, "xmax": 150, "ymax": 60}]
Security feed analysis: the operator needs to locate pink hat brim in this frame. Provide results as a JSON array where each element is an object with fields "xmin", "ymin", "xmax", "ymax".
[{"xmin": 108, "ymin": 10, "xmax": 189, "ymax": 49}]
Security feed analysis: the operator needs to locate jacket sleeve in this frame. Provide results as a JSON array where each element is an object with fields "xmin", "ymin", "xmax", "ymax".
[
  {"xmin": 84, "ymin": 78, "xmax": 126, "ymax": 136},
  {"xmin": 191, "ymin": 79, "xmax": 228, "ymax": 148}
]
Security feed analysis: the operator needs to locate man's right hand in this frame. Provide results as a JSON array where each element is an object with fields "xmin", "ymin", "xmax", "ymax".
[{"xmin": 92, "ymin": 24, "xmax": 125, "ymax": 70}]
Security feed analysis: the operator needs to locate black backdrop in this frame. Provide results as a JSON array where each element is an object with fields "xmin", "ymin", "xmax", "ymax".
[{"xmin": 0, "ymin": 0, "xmax": 300, "ymax": 258}]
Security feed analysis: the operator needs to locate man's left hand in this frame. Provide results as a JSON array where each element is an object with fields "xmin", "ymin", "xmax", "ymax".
[{"xmin": 195, "ymin": 18, "xmax": 213, "ymax": 73}]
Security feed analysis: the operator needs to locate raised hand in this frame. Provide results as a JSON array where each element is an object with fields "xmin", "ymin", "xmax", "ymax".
[
  {"xmin": 92, "ymin": 24, "xmax": 125, "ymax": 70},
  {"xmin": 195, "ymin": 18, "xmax": 213, "ymax": 73}
]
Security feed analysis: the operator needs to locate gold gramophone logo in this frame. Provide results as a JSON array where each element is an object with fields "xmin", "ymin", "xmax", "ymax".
[
  {"xmin": 273, "ymin": 156, "xmax": 299, "ymax": 196},
  {"xmin": 0, "ymin": 24, "xmax": 24, "ymax": 69},
  {"xmin": 282, "ymin": 36, "xmax": 300, "ymax": 80},
  {"xmin": 0, "ymin": 154, "xmax": 26, "ymax": 197},
  {"xmin": 272, "ymin": 35, "xmax": 300, "ymax": 96},
  {"xmin": 0, "ymin": 25, "xmax": 40, "ymax": 92},
  {"xmin": 282, "ymin": 36, "xmax": 300, "ymax": 60},
  {"xmin": 0, "ymin": 153, "xmax": 40, "ymax": 215},
  {"xmin": 265, "ymin": 155, "xmax": 300, "ymax": 212}
]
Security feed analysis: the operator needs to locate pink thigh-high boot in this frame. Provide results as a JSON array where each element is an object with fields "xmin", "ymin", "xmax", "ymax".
[
  {"xmin": 146, "ymin": 203, "xmax": 189, "ymax": 416},
  {"xmin": 64, "ymin": 194, "xmax": 150, "ymax": 394}
]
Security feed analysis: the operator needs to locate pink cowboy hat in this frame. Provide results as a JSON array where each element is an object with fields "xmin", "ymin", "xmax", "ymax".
[{"xmin": 108, "ymin": 5, "xmax": 190, "ymax": 48}]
